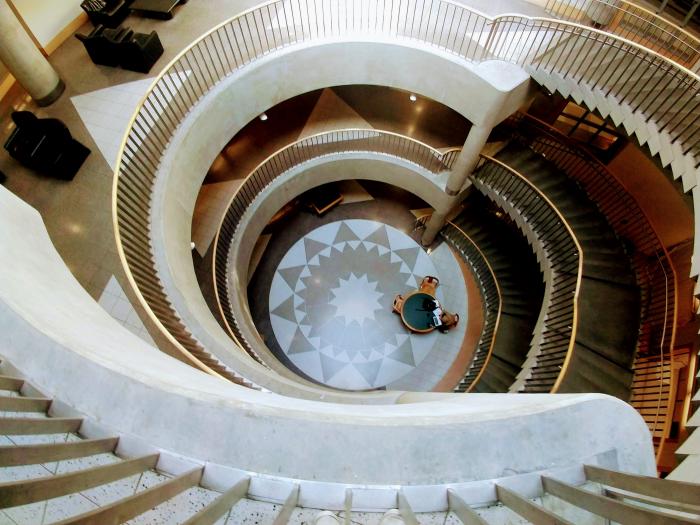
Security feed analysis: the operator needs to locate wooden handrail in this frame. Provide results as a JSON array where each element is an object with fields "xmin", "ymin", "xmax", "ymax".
[
  {"xmin": 473, "ymin": 155, "xmax": 583, "ymax": 393},
  {"xmin": 443, "ymin": 220, "xmax": 503, "ymax": 392},
  {"xmin": 508, "ymin": 113, "xmax": 679, "ymax": 454}
]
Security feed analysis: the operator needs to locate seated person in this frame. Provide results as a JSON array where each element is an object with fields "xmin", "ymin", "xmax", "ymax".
[
  {"xmin": 421, "ymin": 297, "xmax": 440, "ymax": 312},
  {"xmin": 438, "ymin": 311, "xmax": 459, "ymax": 333}
]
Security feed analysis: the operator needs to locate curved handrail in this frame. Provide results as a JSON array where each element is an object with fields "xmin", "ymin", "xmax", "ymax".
[
  {"xmin": 442, "ymin": 220, "xmax": 502, "ymax": 392},
  {"xmin": 112, "ymin": 0, "xmax": 699, "ymax": 385},
  {"xmin": 474, "ymin": 155, "xmax": 584, "ymax": 393},
  {"xmin": 508, "ymin": 113, "xmax": 678, "ymax": 452},
  {"xmin": 211, "ymin": 128, "xmax": 456, "ymax": 367},
  {"xmin": 544, "ymin": 0, "xmax": 700, "ymax": 67}
]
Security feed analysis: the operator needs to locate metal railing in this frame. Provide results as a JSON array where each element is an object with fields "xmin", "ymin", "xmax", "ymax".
[
  {"xmin": 211, "ymin": 129, "xmax": 456, "ymax": 363},
  {"xmin": 112, "ymin": 0, "xmax": 700, "ymax": 384},
  {"xmin": 545, "ymin": 0, "xmax": 700, "ymax": 67},
  {"xmin": 441, "ymin": 221, "xmax": 502, "ymax": 392},
  {"xmin": 472, "ymin": 156, "xmax": 583, "ymax": 393},
  {"xmin": 508, "ymin": 113, "xmax": 678, "ymax": 450}
]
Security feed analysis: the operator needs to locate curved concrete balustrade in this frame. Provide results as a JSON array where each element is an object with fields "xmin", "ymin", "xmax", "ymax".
[
  {"xmin": 0, "ymin": 186, "xmax": 656, "ymax": 509},
  {"xmin": 150, "ymin": 40, "xmax": 530, "ymax": 397},
  {"xmin": 113, "ymin": 0, "xmax": 700, "ymax": 408}
]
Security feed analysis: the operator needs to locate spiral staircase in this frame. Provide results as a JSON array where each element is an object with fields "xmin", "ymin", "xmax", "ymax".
[{"xmin": 1, "ymin": 0, "xmax": 700, "ymax": 522}]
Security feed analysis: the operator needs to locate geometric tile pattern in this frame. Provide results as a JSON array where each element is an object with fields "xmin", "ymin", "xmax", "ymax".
[
  {"xmin": 269, "ymin": 220, "xmax": 443, "ymax": 390},
  {"xmin": 71, "ymin": 71, "xmax": 190, "ymax": 172}
]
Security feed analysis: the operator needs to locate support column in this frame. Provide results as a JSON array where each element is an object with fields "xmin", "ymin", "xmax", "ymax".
[
  {"xmin": 421, "ymin": 209, "xmax": 448, "ymax": 246},
  {"xmin": 0, "ymin": 0, "xmax": 64, "ymax": 106},
  {"xmin": 445, "ymin": 123, "xmax": 492, "ymax": 196}
]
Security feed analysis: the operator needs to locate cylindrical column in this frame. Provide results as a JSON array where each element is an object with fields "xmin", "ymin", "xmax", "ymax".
[
  {"xmin": 0, "ymin": 0, "xmax": 64, "ymax": 106},
  {"xmin": 445, "ymin": 124, "xmax": 492, "ymax": 196},
  {"xmin": 421, "ymin": 210, "xmax": 447, "ymax": 246}
]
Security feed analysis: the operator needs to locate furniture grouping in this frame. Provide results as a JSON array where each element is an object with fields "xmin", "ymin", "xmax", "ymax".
[
  {"xmin": 76, "ymin": 0, "xmax": 189, "ymax": 72},
  {"xmin": 393, "ymin": 276, "xmax": 460, "ymax": 333},
  {"xmin": 76, "ymin": 25, "xmax": 163, "ymax": 73},
  {"xmin": 81, "ymin": 0, "xmax": 187, "ymax": 25}
]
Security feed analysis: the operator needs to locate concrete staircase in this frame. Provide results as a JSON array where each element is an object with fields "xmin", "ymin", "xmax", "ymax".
[
  {"xmin": 472, "ymin": 144, "xmax": 641, "ymax": 398},
  {"xmin": 0, "ymin": 366, "xmax": 256, "ymax": 524},
  {"xmin": 524, "ymin": 39, "xmax": 700, "ymax": 484},
  {"xmin": 496, "ymin": 144, "xmax": 641, "ymax": 398},
  {"xmin": 525, "ymin": 42, "xmax": 700, "ymax": 197},
  {"xmin": 3, "ymin": 363, "xmax": 700, "ymax": 523},
  {"xmin": 445, "ymin": 194, "xmax": 544, "ymax": 393}
]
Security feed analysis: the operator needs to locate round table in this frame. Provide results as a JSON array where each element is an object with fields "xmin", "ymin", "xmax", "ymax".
[{"xmin": 400, "ymin": 291, "xmax": 440, "ymax": 333}]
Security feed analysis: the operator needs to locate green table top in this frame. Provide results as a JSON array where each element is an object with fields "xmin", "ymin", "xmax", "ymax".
[{"xmin": 401, "ymin": 292, "xmax": 439, "ymax": 331}]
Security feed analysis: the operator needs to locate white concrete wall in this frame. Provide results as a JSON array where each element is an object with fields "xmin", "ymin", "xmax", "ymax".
[
  {"xmin": 150, "ymin": 39, "xmax": 532, "ymax": 399},
  {"xmin": 11, "ymin": 0, "xmax": 82, "ymax": 48},
  {"xmin": 0, "ymin": 185, "xmax": 656, "ymax": 499}
]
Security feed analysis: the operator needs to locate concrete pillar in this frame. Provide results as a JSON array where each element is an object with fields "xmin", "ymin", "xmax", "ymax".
[
  {"xmin": 0, "ymin": 0, "xmax": 64, "ymax": 106},
  {"xmin": 421, "ymin": 210, "xmax": 448, "ymax": 246},
  {"xmin": 445, "ymin": 124, "xmax": 492, "ymax": 196}
]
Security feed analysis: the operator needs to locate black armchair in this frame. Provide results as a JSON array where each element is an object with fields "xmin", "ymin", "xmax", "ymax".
[
  {"xmin": 80, "ymin": 0, "xmax": 132, "ymax": 28},
  {"xmin": 76, "ymin": 25, "xmax": 163, "ymax": 73},
  {"xmin": 75, "ymin": 25, "xmax": 129, "ymax": 67},
  {"xmin": 119, "ymin": 30, "xmax": 164, "ymax": 73},
  {"xmin": 3, "ymin": 112, "xmax": 90, "ymax": 181}
]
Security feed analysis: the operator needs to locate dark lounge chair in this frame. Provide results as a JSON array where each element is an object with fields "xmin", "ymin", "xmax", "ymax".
[
  {"xmin": 129, "ymin": 0, "xmax": 187, "ymax": 20},
  {"xmin": 80, "ymin": 0, "xmax": 132, "ymax": 28},
  {"xmin": 119, "ymin": 30, "xmax": 164, "ymax": 73},
  {"xmin": 75, "ymin": 25, "xmax": 126, "ymax": 67},
  {"xmin": 3, "ymin": 112, "xmax": 90, "ymax": 181},
  {"xmin": 75, "ymin": 25, "xmax": 163, "ymax": 73}
]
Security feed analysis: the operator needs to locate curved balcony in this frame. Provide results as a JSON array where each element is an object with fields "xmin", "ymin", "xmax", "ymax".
[
  {"xmin": 113, "ymin": 0, "xmax": 700, "ymax": 392},
  {"xmin": 212, "ymin": 129, "xmax": 458, "ymax": 374}
]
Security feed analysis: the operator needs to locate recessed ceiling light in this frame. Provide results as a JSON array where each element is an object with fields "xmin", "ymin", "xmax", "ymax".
[
  {"xmin": 409, "ymin": 94, "xmax": 417, "ymax": 102},
  {"xmin": 259, "ymin": 113, "xmax": 268, "ymax": 121}
]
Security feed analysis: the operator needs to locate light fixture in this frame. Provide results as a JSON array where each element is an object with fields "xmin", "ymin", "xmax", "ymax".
[
  {"xmin": 409, "ymin": 94, "xmax": 417, "ymax": 102},
  {"xmin": 259, "ymin": 112, "xmax": 268, "ymax": 121}
]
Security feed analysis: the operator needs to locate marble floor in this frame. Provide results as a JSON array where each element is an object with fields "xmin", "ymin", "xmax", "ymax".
[
  {"xmin": 239, "ymin": 180, "xmax": 473, "ymax": 392},
  {"xmin": 269, "ymin": 219, "xmax": 465, "ymax": 390}
]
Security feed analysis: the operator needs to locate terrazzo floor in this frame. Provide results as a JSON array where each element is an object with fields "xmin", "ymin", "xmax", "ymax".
[
  {"xmin": 269, "ymin": 219, "xmax": 463, "ymax": 390},
  {"xmin": 242, "ymin": 182, "xmax": 470, "ymax": 392}
]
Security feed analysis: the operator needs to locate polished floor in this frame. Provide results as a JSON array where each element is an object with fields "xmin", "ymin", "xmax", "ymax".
[
  {"xmin": 245, "ymin": 182, "xmax": 471, "ymax": 392},
  {"xmin": 269, "ymin": 219, "xmax": 464, "ymax": 389}
]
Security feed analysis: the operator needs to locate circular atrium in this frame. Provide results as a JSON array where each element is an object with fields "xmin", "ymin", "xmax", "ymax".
[{"xmin": 0, "ymin": 0, "xmax": 699, "ymax": 523}]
